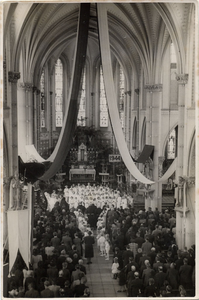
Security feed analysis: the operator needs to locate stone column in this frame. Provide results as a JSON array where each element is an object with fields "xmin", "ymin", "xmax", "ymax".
[
  {"xmin": 158, "ymin": 156, "xmax": 165, "ymax": 211},
  {"xmin": 18, "ymin": 82, "xmax": 34, "ymax": 159},
  {"xmin": 8, "ymin": 71, "xmax": 20, "ymax": 174},
  {"xmin": 49, "ymin": 91, "xmax": 53, "ymax": 149},
  {"xmin": 145, "ymin": 84, "xmax": 163, "ymax": 210},
  {"xmin": 175, "ymin": 74, "xmax": 188, "ymax": 249},
  {"xmin": 36, "ymin": 89, "xmax": 41, "ymax": 148},
  {"xmin": 33, "ymin": 87, "xmax": 38, "ymax": 148},
  {"xmin": 134, "ymin": 88, "xmax": 139, "ymax": 156}
]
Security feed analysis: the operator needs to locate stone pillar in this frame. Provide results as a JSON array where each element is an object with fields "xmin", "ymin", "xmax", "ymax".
[
  {"xmin": 175, "ymin": 74, "xmax": 188, "ymax": 249},
  {"xmin": 36, "ymin": 89, "xmax": 41, "ymax": 148},
  {"xmin": 158, "ymin": 156, "xmax": 165, "ymax": 212},
  {"xmin": 134, "ymin": 88, "xmax": 139, "ymax": 157},
  {"xmin": 3, "ymin": 178, "xmax": 10, "ymax": 248},
  {"xmin": 18, "ymin": 82, "xmax": 34, "ymax": 160},
  {"xmin": 175, "ymin": 74, "xmax": 188, "ymax": 177},
  {"xmin": 175, "ymin": 176, "xmax": 191, "ymax": 249},
  {"xmin": 8, "ymin": 71, "xmax": 20, "ymax": 174},
  {"xmin": 33, "ymin": 87, "xmax": 38, "ymax": 148},
  {"xmin": 49, "ymin": 91, "xmax": 53, "ymax": 149},
  {"xmin": 145, "ymin": 84, "xmax": 163, "ymax": 210}
]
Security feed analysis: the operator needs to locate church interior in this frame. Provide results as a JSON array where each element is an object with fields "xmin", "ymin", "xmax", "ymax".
[{"xmin": 2, "ymin": 2, "xmax": 197, "ymax": 298}]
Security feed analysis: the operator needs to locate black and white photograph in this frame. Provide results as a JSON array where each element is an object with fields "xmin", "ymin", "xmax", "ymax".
[{"xmin": 1, "ymin": 1, "xmax": 198, "ymax": 298}]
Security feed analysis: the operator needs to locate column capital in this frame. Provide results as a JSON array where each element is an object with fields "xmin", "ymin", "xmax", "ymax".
[
  {"xmin": 8, "ymin": 71, "xmax": 20, "ymax": 83},
  {"xmin": 175, "ymin": 73, "xmax": 188, "ymax": 85},
  {"xmin": 33, "ymin": 86, "xmax": 38, "ymax": 93},
  {"xmin": 134, "ymin": 88, "xmax": 139, "ymax": 95},
  {"xmin": 18, "ymin": 82, "xmax": 33, "ymax": 92},
  {"xmin": 145, "ymin": 84, "xmax": 163, "ymax": 93},
  {"xmin": 124, "ymin": 90, "xmax": 131, "ymax": 96},
  {"xmin": 178, "ymin": 176, "xmax": 195, "ymax": 187}
]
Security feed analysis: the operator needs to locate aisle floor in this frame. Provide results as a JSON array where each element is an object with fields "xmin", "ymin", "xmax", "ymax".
[{"xmin": 85, "ymin": 244, "xmax": 127, "ymax": 297}]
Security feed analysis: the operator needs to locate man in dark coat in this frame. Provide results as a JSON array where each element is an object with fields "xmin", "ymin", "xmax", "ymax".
[
  {"xmin": 130, "ymin": 272, "xmax": 143, "ymax": 297},
  {"xmin": 154, "ymin": 266, "xmax": 167, "ymax": 291},
  {"xmin": 40, "ymin": 280, "xmax": 54, "ymax": 298},
  {"xmin": 84, "ymin": 231, "xmax": 95, "ymax": 264},
  {"xmin": 25, "ymin": 282, "xmax": 40, "ymax": 298},
  {"xmin": 179, "ymin": 258, "xmax": 193, "ymax": 289}
]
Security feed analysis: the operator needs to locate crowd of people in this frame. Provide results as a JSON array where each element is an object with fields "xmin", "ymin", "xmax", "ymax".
[
  {"xmin": 96, "ymin": 201, "xmax": 195, "ymax": 297},
  {"xmin": 6, "ymin": 182, "xmax": 195, "ymax": 298}
]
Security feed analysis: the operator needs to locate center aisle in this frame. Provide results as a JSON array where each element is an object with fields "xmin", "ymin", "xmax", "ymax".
[{"xmin": 85, "ymin": 237, "xmax": 127, "ymax": 297}]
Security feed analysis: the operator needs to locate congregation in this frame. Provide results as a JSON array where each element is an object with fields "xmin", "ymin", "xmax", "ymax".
[{"xmin": 7, "ymin": 183, "xmax": 195, "ymax": 298}]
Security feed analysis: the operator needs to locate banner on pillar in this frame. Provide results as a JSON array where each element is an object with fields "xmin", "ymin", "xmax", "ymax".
[
  {"xmin": 136, "ymin": 145, "xmax": 154, "ymax": 163},
  {"xmin": 7, "ymin": 210, "xmax": 30, "ymax": 272}
]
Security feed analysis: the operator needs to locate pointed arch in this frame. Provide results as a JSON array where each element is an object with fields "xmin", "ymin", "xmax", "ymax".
[
  {"xmin": 141, "ymin": 117, "xmax": 146, "ymax": 151},
  {"xmin": 132, "ymin": 117, "xmax": 137, "ymax": 150}
]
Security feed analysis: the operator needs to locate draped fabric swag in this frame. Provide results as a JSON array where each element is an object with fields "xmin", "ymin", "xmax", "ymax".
[
  {"xmin": 97, "ymin": 4, "xmax": 154, "ymax": 185},
  {"xmin": 158, "ymin": 158, "xmax": 177, "ymax": 182},
  {"xmin": 39, "ymin": 3, "xmax": 90, "ymax": 180}
]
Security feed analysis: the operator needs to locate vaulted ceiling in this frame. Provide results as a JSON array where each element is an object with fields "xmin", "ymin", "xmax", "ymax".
[{"xmin": 4, "ymin": 2, "xmax": 193, "ymax": 83}]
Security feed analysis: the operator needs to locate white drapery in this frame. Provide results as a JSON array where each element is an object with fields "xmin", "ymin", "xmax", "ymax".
[
  {"xmin": 7, "ymin": 210, "xmax": 30, "ymax": 272},
  {"xmin": 97, "ymin": 4, "xmax": 154, "ymax": 185},
  {"xmin": 158, "ymin": 158, "xmax": 177, "ymax": 182}
]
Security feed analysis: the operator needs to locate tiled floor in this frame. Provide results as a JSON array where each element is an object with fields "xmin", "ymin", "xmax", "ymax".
[{"xmin": 85, "ymin": 243, "xmax": 127, "ymax": 297}]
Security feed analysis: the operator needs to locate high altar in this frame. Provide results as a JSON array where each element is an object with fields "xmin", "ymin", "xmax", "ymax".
[{"xmin": 69, "ymin": 143, "xmax": 96, "ymax": 182}]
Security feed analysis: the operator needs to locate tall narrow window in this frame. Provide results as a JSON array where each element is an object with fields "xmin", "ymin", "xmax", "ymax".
[
  {"xmin": 77, "ymin": 68, "xmax": 86, "ymax": 126},
  {"xmin": 40, "ymin": 69, "xmax": 45, "ymax": 128},
  {"xmin": 100, "ymin": 66, "xmax": 108, "ymax": 127},
  {"xmin": 119, "ymin": 66, "xmax": 125, "ymax": 129},
  {"xmin": 167, "ymin": 128, "xmax": 176, "ymax": 159},
  {"xmin": 55, "ymin": 59, "xmax": 63, "ymax": 127}
]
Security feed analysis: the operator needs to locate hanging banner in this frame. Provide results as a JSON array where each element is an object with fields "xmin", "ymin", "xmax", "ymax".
[
  {"xmin": 158, "ymin": 158, "xmax": 177, "ymax": 182},
  {"xmin": 136, "ymin": 145, "xmax": 154, "ymax": 163},
  {"xmin": 7, "ymin": 210, "xmax": 30, "ymax": 272},
  {"xmin": 39, "ymin": 4, "xmax": 90, "ymax": 180},
  {"xmin": 7, "ymin": 211, "xmax": 19, "ymax": 272},
  {"xmin": 97, "ymin": 4, "xmax": 154, "ymax": 185}
]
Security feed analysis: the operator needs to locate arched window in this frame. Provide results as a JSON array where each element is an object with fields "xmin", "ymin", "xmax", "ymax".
[
  {"xmin": 119, "ymin": 65, "xmax": 125, "ymax": 129},
  {"xmin": 100, "ymin": 66, "xmax": 108, "ymax": 127},
  {"xmin": 132, "ymin": 118, "xmax": 137, "ymax": 149},
  {"xmin": 40, "ymin": 69, "xmax": 45, "ymax": 128},
  {"xmin": 55, "ymin": 58, "xmax": 63, "ymax": 127},
  {"xmin": 77, "ymin": 68, "xmax": 86, "ymax": 126},
  {"xmin": 141, "ymin": 118, "xmax": 146, "ymax": 150},
  {"xmin": 166, "ymin": 128, "xmax": 177, "ymax": 159}
]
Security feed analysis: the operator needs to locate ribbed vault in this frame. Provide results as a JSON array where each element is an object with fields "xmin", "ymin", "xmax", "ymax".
[{"xmin": 4, "ymin": 2, "xmax": 192, "ymax": 84}]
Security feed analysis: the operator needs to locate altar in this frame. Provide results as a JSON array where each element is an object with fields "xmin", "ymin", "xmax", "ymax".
[
  {"xmin": 69, "ymin": 143, "xmax": 96, "ymax": 182},
  {"xmin": 69, "ymin": 168, "xmax": 96, "ymax": 182}
]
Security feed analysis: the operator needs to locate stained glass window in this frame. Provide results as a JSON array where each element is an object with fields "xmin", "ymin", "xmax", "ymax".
[
  {"xmin": 77, "ymin": 68, "xmax": 86, "ymax": 126},
  {"xmin": 40, "ymin": 69, "xmax": 45, "ymax": 128},
  {"xmin": 100, "ymin": 66, "xmax": 108, "ymax": 127},
  {"xmin": 55, "ymin": 59, "xmax": 63, "ymax": 127},
  {"xmin": 167, "ymin": 129, "xmax": 176, "ymax": 159},
  {"xmin": 119, "ymin": 66, "xmax": 125, "ymax": 129}
]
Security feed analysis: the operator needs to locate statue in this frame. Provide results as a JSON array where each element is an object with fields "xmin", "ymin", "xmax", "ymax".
[{"xmin": 144, "ymin": 158, "xmax": 153, "ymax": 179}]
